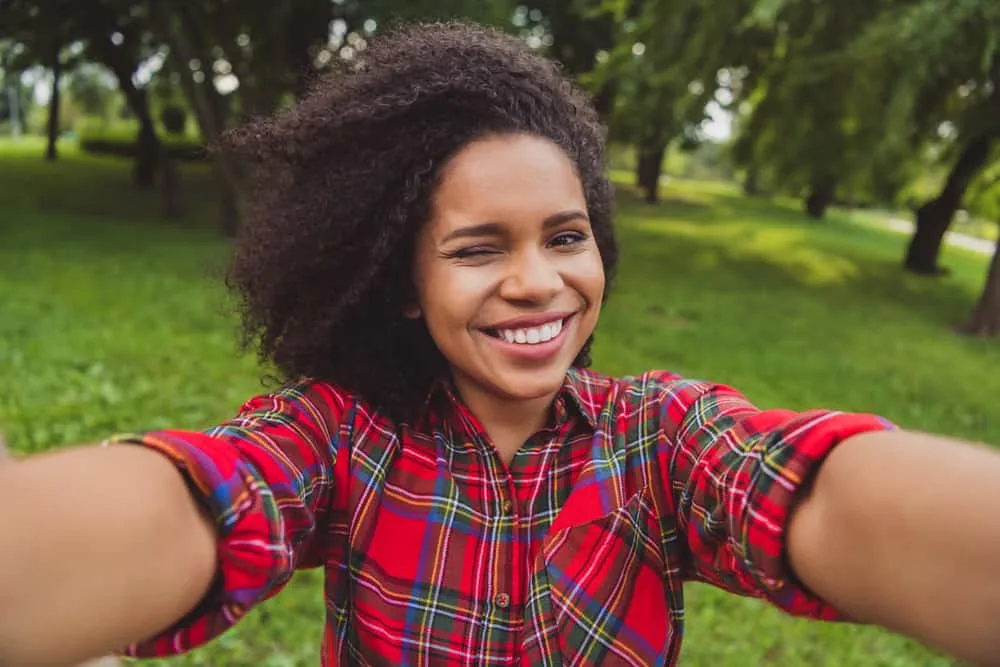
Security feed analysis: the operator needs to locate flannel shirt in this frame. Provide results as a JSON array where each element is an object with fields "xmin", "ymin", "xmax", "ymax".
[{"xmin": 113, "ymin": 367, "xmax": 894, "ymax": 665}]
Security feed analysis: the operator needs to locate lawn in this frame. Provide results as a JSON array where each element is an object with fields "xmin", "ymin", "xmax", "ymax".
[{"xmin": 2, "ymin": 137, "xmax": 995, "ymax": 666}]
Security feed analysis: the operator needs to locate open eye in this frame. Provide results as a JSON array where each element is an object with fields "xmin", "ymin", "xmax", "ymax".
[{"xmin": 548, "ymin": 231, "xmax": 588, "ymax": 248}]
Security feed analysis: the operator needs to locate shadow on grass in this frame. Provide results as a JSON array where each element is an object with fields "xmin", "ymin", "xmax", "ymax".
[
  {"xmin": 613, "ymin": 184, "xmax": 983, "ymax": 332},
  {"xmin": 0, "ymin": 143, "xmax": 222, "ymax": 231}
]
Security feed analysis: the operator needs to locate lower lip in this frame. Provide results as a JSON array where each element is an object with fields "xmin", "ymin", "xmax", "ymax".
[{"xmin": 480, "ymin": 317, "xmax": 573, "ymax": 362}]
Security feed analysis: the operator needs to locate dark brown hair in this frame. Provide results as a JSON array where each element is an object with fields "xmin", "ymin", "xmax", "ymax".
[{"xmin": 219, "ymin": 21, "xmax": 618, "ymax": 419}]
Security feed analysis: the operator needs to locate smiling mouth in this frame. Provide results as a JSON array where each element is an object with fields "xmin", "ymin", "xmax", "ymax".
[{"xmin": 481, "ymin": 315, "xmax": 573, "ymax": 345}]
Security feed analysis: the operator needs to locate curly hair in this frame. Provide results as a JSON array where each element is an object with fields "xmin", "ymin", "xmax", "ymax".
[{"xmin": 219, "ymin": 21, "xmax": 619, "ymax": 420}]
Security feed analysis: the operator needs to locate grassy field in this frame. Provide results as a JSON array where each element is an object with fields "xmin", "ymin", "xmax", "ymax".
[{"xmin": 3, "ymin": 137, "xmax": 996, "ymax": 666}]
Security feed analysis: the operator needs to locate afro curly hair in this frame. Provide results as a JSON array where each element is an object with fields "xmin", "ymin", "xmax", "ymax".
[{"xmin": 220, "ymin": 21, "xmax": 619, "ymax": 420}]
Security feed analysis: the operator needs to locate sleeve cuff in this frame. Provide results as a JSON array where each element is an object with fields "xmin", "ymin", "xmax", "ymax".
[
  {"xmin": 105, "ymin": 431, "xmax": 294, "ymax": 657},
  {"xmin": 742, "ymin": 411, "xmax": 897, "ymax": 620}
]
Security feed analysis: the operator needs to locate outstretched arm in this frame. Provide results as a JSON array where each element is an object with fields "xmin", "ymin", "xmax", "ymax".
[
  {"xmin": 657, "ymin": 373, "xmax": 1000, "ymax": 665},
  {"xmin": 0, "ymin": 380, "xmax": 349, "ymax": 666},
  {"xmin": 788, "ymin": 430, "xmax": 1000, "ymax": 666},
  {"xmin": 0, "ymin": 444, "xmax": 217, "ymax": 666}
]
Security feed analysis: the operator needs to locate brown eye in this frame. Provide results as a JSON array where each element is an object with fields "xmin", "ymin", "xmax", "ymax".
[{"xmin": 548, "ymin": 231, "xmax": 587, "ymax": 248}]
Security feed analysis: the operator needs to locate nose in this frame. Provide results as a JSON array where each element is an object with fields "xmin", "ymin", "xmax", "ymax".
[{"xmin": 499, "ymin": 248, "xmax": 564, "ymax": 303}]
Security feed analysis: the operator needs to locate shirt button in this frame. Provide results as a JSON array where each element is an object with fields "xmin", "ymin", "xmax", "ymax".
[
  {"xmin": 502, "ymin": 500, "xmax": 514, "ymax": 514},
  {"xmin": 494, "ymin": 593, "xmax": 511, "ymax": 609}
]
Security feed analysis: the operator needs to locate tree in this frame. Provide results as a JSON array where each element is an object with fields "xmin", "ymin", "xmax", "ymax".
[
  {"xmin": 65, "ymin": 62, "xmax": 118, "ymax": 120},
  {"xmin": 959, "ymin": 240, "xmax": 1000, "ymax": 336},
  {"xmin": 144, "ymin": 0, "xmax": 373, "ymax": 234},
  {"xmin": 511, "ymin": 0, "xmax": 618, "ymax": 118},
  {"xmin": 841, "ymin": 0, "xmax": 1000, "ymax": 274},
  {"xmin": 724, "ymin": 0, "xmax": 904, "ymax": 219},
  {"xmin": 0, "ymin": 0, "xmax": 83, "ymax": 160},
  {"xmin": 73, "ymin": 1, "xmax": 167, "ymax": 188},
  {"xmin": 0, "ymin": 40, "xmax": 31, "ymax": 136},
  {"xmin": 594, "ymin": 0, "xmax": 777, "ymax": 203},
  {"xmin": 0, "ymin": 0, "xmax": 166, "ymax": 180}
]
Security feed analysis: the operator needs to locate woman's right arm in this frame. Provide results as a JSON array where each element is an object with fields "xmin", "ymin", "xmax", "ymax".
[
  {"xmin": 0, "ymin": 444, "xmax": 217, "ymax": 666},
  {"xmin": 0, "ymin": 380, "xmax": 350, "ymax": 667}
]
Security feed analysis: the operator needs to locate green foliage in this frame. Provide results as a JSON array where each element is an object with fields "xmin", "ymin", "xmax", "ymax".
[
  {"xmin": 366, "ymin": 0, "xmax": 515, "ymax": 27},
  {"xmin": 712, "ymin": 0, "xmax": 1000, "ymax": 211},
  {"xmin": 591, "ymin": 0, "xmax": 718, "ymax": 147},
  {"xmin": 0, "ymin": 140, "xmax": 991, "ymax": 665},
  {"xmin": 966, "ymin": 155, "xmax": 1000, "ymax": 222},
  {"xmin": 836, "ymin": 0, "xmax": 1000, "ymax": 204},
  {"xmin": 65, "ymin": 62, "xmax": 119, "ymax": 119},
  {"xmin": 846, "ymin": 0, "xmax": 1000, "ymax": 142},
  {"xmin": 728, "ymin": 1, "xmax": 904, "ymax": 203}
]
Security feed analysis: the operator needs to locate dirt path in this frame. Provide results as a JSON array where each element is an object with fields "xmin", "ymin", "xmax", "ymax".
[{"xmin": 883, "ymin": 217, "xmax": 995, "ymax": 256}]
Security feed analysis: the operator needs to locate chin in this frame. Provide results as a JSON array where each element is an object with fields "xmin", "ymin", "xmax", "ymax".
[{"xmin": 495, "ymin": 367, "xmax": 572, "ymax": 401}]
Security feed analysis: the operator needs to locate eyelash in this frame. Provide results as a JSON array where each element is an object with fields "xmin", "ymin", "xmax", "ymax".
[{"xmin": 443, "ymin": 231, "xmax": 588, "ymax": 259}]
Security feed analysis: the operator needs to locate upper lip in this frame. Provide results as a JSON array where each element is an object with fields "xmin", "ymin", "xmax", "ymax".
[{"xmin": 481, "ymin": 312, "xmax": 574, "ymax": 330}]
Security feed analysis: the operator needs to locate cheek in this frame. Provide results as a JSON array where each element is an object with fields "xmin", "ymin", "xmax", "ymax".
[
  {"xmin": 418, "ymin": 266, "xmax": 491, "ymax": 331},
  {"xmin": 572, "ymin": 251, "xmax": 606, "ymax": 304}
]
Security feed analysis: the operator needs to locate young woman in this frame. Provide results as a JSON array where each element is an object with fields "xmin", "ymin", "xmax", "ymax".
[{"xmin": 2, "ymin": 21, "xmax": 1000, "ymax": 667}]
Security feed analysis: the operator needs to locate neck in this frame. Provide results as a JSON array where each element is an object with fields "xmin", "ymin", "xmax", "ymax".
[{"xmin": 451, "ymin": 378, "xmax": 557, "ymax": 465}]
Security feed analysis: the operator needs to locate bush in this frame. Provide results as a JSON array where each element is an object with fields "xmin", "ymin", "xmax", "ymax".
[
  {"xmin": 77, "ymin": 118, "xmax": 206, "ymax": 162},
  {"xmin": 160, "ymin": 105, "xmax": 187, "ymax": 136}
]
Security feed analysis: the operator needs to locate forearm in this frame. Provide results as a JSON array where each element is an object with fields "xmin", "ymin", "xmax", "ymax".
[
  {"xmin": 0, "ymin": 444, "xmax": 217, "ymax": 666},
  {"xmin": 788, "ymin": 430, "xmax": 1000, "ymax": 666}
]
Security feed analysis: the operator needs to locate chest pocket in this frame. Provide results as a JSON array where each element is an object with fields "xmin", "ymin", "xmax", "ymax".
[{"xmin": 525, "ymin": 487, "xmax": 679, "ymax": 666}]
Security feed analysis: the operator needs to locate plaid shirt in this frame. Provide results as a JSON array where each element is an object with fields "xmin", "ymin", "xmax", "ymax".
[{"xmin": 114, "ymin": 368, "xmax": 894, "ymax": 665}]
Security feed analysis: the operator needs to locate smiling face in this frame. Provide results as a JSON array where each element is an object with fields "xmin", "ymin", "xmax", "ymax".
[{"xmin": 411, "ymin": 133, "xmax": 606, "ymax": 411}]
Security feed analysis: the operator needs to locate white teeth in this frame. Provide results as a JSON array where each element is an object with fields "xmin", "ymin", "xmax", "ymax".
[{"xmin": 496, "ymin": 318, "xmax": 564, "ymax": 345}]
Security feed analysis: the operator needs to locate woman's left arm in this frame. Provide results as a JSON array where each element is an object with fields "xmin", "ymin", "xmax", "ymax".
[{"xmin": 787, "ymin": 429, "xmax": 1000, "ymax": 666}]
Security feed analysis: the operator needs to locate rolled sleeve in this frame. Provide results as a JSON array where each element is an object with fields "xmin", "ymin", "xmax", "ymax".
[
  {"xmin": 660, "ymin": 378, "xmax": 896, "ymax": 619},
  {"xmin": 104, "ymin": 380, "xmax": 351, "ymax": 657}
]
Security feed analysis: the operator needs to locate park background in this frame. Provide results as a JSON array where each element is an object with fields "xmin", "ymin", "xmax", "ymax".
[{"xmin": 2, "ymin": 1, "xmax": 999, "ymax": 665}]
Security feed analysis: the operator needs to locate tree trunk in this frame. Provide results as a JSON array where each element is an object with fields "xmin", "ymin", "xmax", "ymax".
[
  {"xmin": 743, "ymin": 169, "xmax": 759, "ymax": 197},
  {"xmin": 904, "ymin": 134, "xmax": 995, "ymax": 275},
  {"xmin": 45, "ymin": 36, "xmax": 62, "ymax": 161},
  {"xmin": 636, "ymin": 140, "xmax": 667, "ymax": 204},
  {"xmin": 133, "ymin": 115, "xmax": 160, "ymax": 188},
  {"xmin": 7, "ymin": 84, "xmax": 22, "ymax": 138},
  {"xmin": 804, "ymin": 178, "xmax": 836, "ymax": 219},
  {"xmin": 153, "ymin": 3, "xmax": 247, "ymax": 234},
  {"xmin": 957, "ymin": 239, "xmax": 1000, "ymax": 337},
  {"xmin": 82, "ymin": 18, "xmax": 163, "ymax": 188}
]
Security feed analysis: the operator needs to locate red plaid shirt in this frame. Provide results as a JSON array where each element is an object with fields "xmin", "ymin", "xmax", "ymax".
[{"xmin": 113, "ymin": 368, "xmax": 894, "ymax": 665}]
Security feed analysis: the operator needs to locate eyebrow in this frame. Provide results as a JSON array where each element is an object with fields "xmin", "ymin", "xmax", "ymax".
[{"xmin": 439, "ymin": 209, "xmax": 590, "ymax": 244}]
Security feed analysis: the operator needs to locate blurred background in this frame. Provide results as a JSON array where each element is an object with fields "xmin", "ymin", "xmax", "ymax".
[{"xmin": 1, "ymin": 0, "xmax": 998, "ymax": 665}]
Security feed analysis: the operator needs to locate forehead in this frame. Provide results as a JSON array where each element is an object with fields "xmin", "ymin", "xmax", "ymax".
[{"xmin": 428, "ymin": 134, "xmax": 586, "ymax": 232}]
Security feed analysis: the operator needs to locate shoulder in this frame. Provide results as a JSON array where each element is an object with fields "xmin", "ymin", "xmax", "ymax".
[
  {"xmin": 567, "ymin": 367, "xmax": 734, "ymax": 427},
  {"xmin": 570, "ymin": 367, "xmax": 720, "ymax": 406},
  {"xmin": 238, "ymin": 378, "xmax": 385, "ymax": 432}
]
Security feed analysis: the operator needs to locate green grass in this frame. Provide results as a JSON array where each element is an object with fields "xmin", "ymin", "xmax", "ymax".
[{"xmin": 2, "ymin": 137, "xmax": 995, "ymax": 665}]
